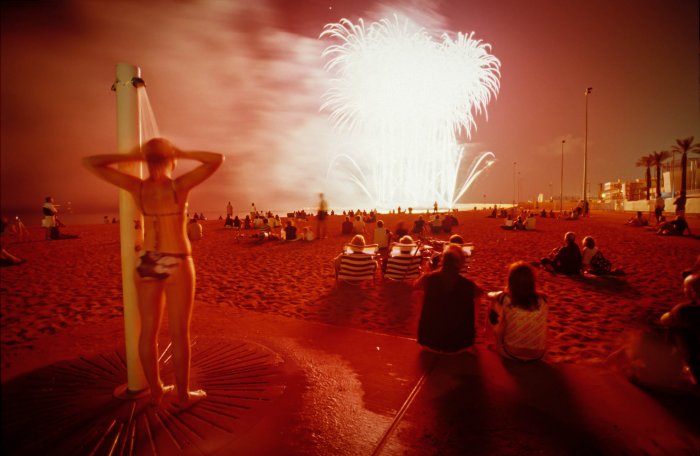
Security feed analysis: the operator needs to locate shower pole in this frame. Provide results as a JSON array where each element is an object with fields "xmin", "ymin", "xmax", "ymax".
[{"xmin": 113, "ymin": 63, "xmax": 147, "ymax": 396}]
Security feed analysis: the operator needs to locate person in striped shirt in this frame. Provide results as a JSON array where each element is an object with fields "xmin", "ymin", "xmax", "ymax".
[{"xmin": 488, "ymin": 261, "xmax": 548, "ymax": 361}]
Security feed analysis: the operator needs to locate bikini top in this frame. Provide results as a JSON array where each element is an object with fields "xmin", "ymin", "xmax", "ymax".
[{"xmin": 139, "ymin": 180, "xmax": 186, "ymax": 217}]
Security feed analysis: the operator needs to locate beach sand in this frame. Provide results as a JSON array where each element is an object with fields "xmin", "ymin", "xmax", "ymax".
[
  {"xmin": 2, "ymin": 210, "xmax": 697, "ymax": 377},
  {"xmin": 1, "ymin": 210, "xmax": 699, "ymax": 453}
]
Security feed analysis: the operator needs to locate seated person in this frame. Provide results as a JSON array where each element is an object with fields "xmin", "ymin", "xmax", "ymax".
[
  {"xmin": 384, "ymin": 235, "xmax": 422, "ymax": 280},
  {"xmin": 283, "ymin": 221, "xmax": 297, "ymax": 240},
  {"xmin": 430, "ymin": 215, "xmax": 442, "ymax": 234},
  {"xmin": 513, "ymin": 216, "xmax": 525, "ymax": 230},
  {"xmin": 253, "ymin": 216, "xmax": 263, "ymax": 229},
  {"xmin": 415, "ymin": 245, "xmax": 483, "ymax": 353},
  {"xmin": 412, "ymin": 216, "xmax": 427, "ymax": 236},
  {"xmin": 233, "ymin": 215, "xmax": 241, "ymax": 229},
  {"xmin": 243, "ymin": 215, "xmax": 252, "ymax": 230},
  {"xmin": 501, "ymin": 214, "xmax": 514, "ymax": 230},
  {"xmin": 441, "ymin": 215, "xmax": 454, "ymax": 233},
  {"xmin": 187, "ymin": 218, "xmax": 203, "ymax": 241},
  {"xmin": 272, "ymin": 215, "xmax": 282, "ymax": 228},
  {"xmin": 430, "ymin": 234, "xmax": 472, "ymax": 272},
  {"xmin": 657, "ymin": 215, "xmax": 692, "ymax": 236},
  {"xmin": 395, "ymin": 221, "xmax": 408, "ymax": 238},
  {"xmin": 260, "ymin": 218, "xmax": 272, "ymax": 233},
  {"xmin": 374, "ymin": 220, "xmax": 391, "ymax": 250},
  {"xmin": 488, "ymin": 261, "xmax": 548, "ymax": 361},
  {"xmin": 659, "ymin": 267, "xmax": 700, "ymax": 385},
  {"xmin": 581, "ymin": 236, "xmax": 624, "ymax": 276},
  {"xmin": 0, "ymin": 247, "xmax": 25, "ymax": 267},
  {"xmin": 540, "ymin": 209, "xmax": 547, "ymax": 218},
  {"xmin": 224, "ymin": 215, "xmax": 234, "ymax": 229},
  {"xmin": 301, "ymin": 226, "xmax": 315, "ymax": 241},
  {"xmin": 538, "ymin": 231, "xmax": 582, "ymax": 275},
  {"xmin": 334, "ymin": 234, "xmax": 377, "ymax": 275},
  {"xmin": 626, "ymin": 211, "xmax": 649, "ymax": 226},
  {"xmin": 341, "ymin": 216, "xmax": 353, "ymax": 235},
  {"xmin": 352, "ymin": 215, "xmax": 366, "ymax": 235},
  {"xmin": 565, "ymin": 209, "xmax": 580, "ymax": 220}
]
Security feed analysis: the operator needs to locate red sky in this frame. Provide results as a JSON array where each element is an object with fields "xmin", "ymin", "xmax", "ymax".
[{"xmin": 1, "ymin": 0, "xmax": 698, "ymax": 220}]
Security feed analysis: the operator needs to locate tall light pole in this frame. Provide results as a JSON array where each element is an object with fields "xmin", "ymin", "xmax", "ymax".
[
  {"xmin": 560, "ymin": 139, "xmax": 565, "ymax": 211},
  {"xmin": 512, "ymin": 161, "xmax": 517, "ymax": 209},
  {"xmin": 583, "ymin": 87, "xmax": 592, "ymax": 203}
]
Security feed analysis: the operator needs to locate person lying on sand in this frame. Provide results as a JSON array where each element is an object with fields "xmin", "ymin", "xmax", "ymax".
[
  {"xmin": 657, "ymin": 215, "xmax": 692, "ymax": 236},
  {"xmin": 0, "ymin": 247, "xmax": 25, "ymax": 267},
  {"xmin": 487, "ymin": 261, "xmax": 548, "ymax": 361},
  {"xmin": 84, "ymin": 137, "xmax": 223, "ymax": 410}
]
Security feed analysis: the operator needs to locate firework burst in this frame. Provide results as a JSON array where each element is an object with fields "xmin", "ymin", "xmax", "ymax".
[{"xmin": 321, "ymin": 15, "xmax": 500, "ymax": 209}]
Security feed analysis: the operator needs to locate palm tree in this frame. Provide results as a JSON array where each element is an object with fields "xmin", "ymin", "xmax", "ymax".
[
  {"xmin": 650, "ymin": 150, "xmax": 671, "ymax": 197},
  {"xmin": 635, "ymin": 154, "xmax": 654, "ymax": 200},
  {"xmin": 671, "ymin": 136, "xmax": 700, "ymax": 200}
]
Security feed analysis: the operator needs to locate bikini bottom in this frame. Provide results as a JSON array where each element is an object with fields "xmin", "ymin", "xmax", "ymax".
[{"xmin": 136, "ymin": 251, "xmax": 190, "ymax": 280}]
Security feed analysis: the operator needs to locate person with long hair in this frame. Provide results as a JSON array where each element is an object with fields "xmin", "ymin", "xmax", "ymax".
[
  {"xmin": 488, "ymin": 261, "xmax": 548, "ymax": 361},
  {"xmin": 416, "ymin": 245, "xmax": 483, "ymax": 353},
  {"xmin": 84, "ymin": 137, "xmax": 223, "ymax": 409}
]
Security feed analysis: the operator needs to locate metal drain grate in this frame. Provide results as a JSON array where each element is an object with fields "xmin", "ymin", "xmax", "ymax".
[{"xmin": 2, "ymin": 338, "xmax": 287, "ymax": 455}]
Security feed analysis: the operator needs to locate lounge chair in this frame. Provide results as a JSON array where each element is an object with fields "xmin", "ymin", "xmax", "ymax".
[
  {"xmin": 525, "ymin": 217, "xmax": 536, "ymax": 230},
  {"xmin": 335, "ymin": 244, "xmax": 379, "ymax": 286},
  {"xmin": 384, "ymin": 243, "xmax": 422, "ymax": 281}
]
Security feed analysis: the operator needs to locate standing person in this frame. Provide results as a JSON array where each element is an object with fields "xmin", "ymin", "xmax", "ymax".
[
  {"xmin": 433, "ymin": 201, "xmax": 438, "ymax": 214},
  {"xmin": 655, "ymin": 194, "xmax": 665, "ymax": 224},
  {"xmin": 487, "ymin": 261, "xmax": 548, "ymax": 361},
  {"xmin": 226, "ymin": 201, "xmax": 233, "ymax": 218},
  {"xmin": 674, "ymin": 194, "xmax": 687, "ymax": 216},
  {"xmin": 316, "ymin": 192, "xmax": 328, "ymax": 240},
  {"xmin": 42, "ymin": 196, "xmax": 58, "ymax": 240},
  {"xmin": 251, "ymin": 202, "xmax": 257, "ymax": 218},
  {"xmin": 83, "ymin": 137, "xmax": 223, "ymax": 409},
  {"xmin": 415, "ymin": 245, "xmax": 483, "ymax": 353}
]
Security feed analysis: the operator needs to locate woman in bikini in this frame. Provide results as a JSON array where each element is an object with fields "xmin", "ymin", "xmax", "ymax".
[{"xmin": 84, "ymin": 137, "xmax": 223, "ymax": 409}]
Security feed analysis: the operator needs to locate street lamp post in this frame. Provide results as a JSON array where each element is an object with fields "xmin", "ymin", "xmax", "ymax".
[
  {"xmin": 583, "ymin": 87, "xmax": 592, "ymax": 203},
  {"xmin": 512, "ymin": 161, "xmax": 517, "ymax": 210},
  {"xmin": 560, "ymin": 139, "xmax": 565, "ymax": 211}
]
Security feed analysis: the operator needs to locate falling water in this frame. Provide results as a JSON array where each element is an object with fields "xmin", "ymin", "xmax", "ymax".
[{"xmin": 137, "ymin": 87, "xmax": 160, "ymax": 142}]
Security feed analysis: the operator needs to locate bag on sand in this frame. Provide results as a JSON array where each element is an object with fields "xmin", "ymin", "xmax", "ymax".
[{"xmin": 589, "ymin": 251, "xmax": 612, "ymax": 275}]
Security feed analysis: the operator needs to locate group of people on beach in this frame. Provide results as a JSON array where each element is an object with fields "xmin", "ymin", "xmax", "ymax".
[{"xmin": 414, "ymin": 238, "xmax": 549, "ymax": 362}]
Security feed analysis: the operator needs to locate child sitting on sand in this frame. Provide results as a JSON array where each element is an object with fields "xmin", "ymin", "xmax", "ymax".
[{"xmin": 487, "ymin": 261, "xmax": 548, "ymax": 361}]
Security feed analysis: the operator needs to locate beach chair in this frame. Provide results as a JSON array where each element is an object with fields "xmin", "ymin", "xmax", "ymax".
[
  {"xmin": 384, "ymin": 242, "xmax": 422, "ymax": 281},
  {"xmin": 335, "ymin": 244, "xmax": 379, "ymax": 286},
  {"xmin": 525, "ymin": 217, "xmax": 536, "ymax": 230}
]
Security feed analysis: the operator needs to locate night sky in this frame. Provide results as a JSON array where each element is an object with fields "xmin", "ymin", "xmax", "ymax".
[{"xmin": 1, "ymin": 0, "xmax": 698, "ymax": 220}]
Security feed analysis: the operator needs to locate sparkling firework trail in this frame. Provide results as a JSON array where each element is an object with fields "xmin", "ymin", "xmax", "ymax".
[{"xmin": 321, "ymin": 15, "xmax": 501, "ymax": 209}]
